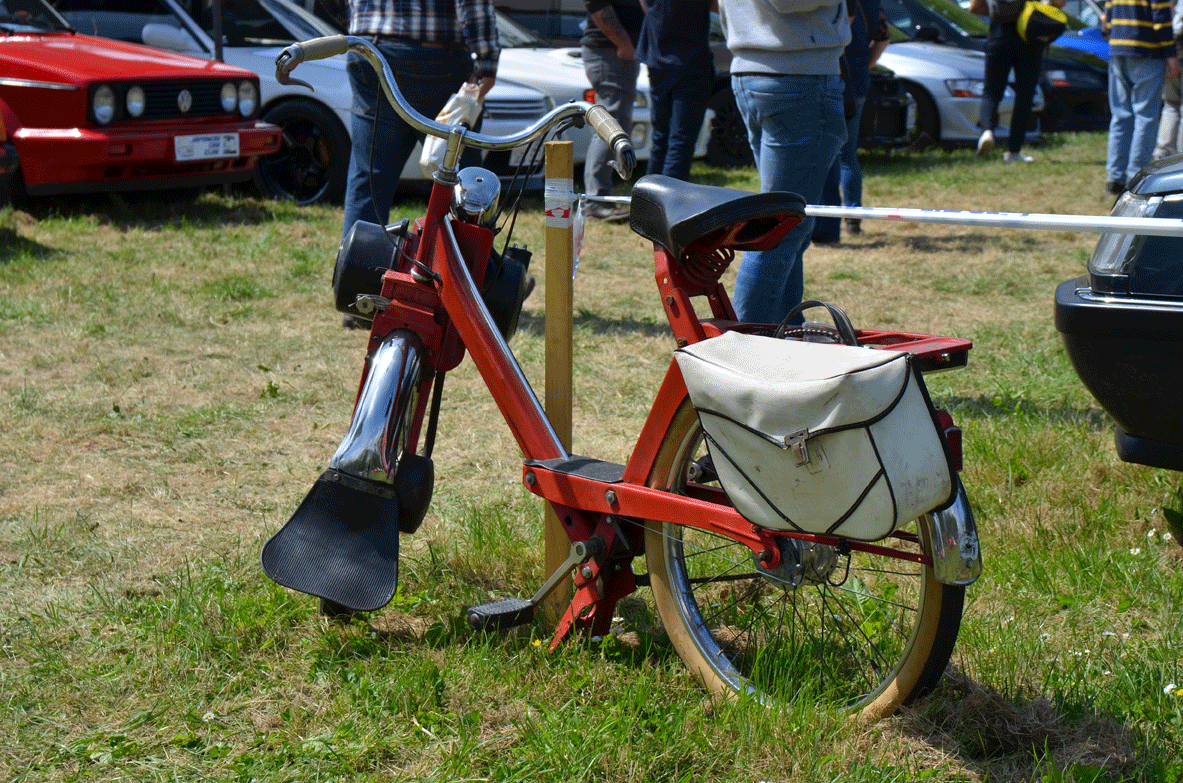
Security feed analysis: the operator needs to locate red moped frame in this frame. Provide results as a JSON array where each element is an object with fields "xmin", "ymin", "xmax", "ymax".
[{"xmin": 361, "ymin": 176, "xmax": 972, "ymax": 650}]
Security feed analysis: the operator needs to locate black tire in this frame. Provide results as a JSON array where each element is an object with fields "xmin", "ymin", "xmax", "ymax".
[
  {"xmin": 902, "ymin": 82, "xmax": 940, "ymax": 151},
  {"xmin": 643, "ymin": 398, "xmax": 965, "ymax": 719},
  {"xmin": 705, "ymin": 87, "xmax": 754, "ymax": 169},
  {"xmin": 253, "ymin": 99, "xmax": 349, "ymax": 206}
]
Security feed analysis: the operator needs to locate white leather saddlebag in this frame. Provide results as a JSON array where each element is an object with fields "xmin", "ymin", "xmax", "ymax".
[{"xmin": 674, "ymin": 331, "xmax": 957, "ymax": 542}]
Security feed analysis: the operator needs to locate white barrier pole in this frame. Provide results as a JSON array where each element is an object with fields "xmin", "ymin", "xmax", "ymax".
[
  {"xmin": 802, "ymin": 204, "xmax": 1183, "ymax": 237},
  {"xmin": 599, "ymin": 194, "xmax": 1183, "ymax": 237}
]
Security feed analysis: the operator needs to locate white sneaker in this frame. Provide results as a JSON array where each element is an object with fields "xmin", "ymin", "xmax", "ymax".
[
  {"xmin": 1003, "ymin": 151, "xmax": 1034, "ymax": 163},
  {"xmin": 977, "ymin": 129, "xmax": 995, "ymax": 157}
]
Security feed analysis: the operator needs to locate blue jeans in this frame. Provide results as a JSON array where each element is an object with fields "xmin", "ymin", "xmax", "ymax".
[
  {"xmin": 582, "ymin": 46, "xmax": 640, "ymax": 197},
  {"xmin": 1107, "ymin": 55, "xmax": 1168, "ymax": 185},
  {"xmin": 730, "ymin": 73, "xmax": 846, "ymax": 326},
  {"xmin": 813, "ymin": 96, "xmax": 867, "ymax": 243},
  {"xmin": 342, "ymin": 41, "xmax": 472, "ymax": 239},
  {"xmin": 647, "ymin": 61, "xmax": 713, "ymax": 181}
]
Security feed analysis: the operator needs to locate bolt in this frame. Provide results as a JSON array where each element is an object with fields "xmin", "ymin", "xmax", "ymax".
[
  {"xmin": 524, "ymin": 472, "xmax": 536, "ymax": 487},
  {"xmin": 604, "ymin": 489, "xmax": 617, "ymax": 505},
  {"xmin": 580, "ymin": 566, "xmax": 594, "ymax": 580},
  {"xmin": 757, "ymin": 548, "xmax": 774, "ymax": 564},
  {"xmin": 665, "ymin": 295, "xmax": 675, "ymax": 307},
  {"xmin": 676, "ymin": 338, "xmax": 687, "ymax": 348}
]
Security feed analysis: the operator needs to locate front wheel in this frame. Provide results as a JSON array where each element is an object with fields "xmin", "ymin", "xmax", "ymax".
[
  {"xmin": 253, "ymin": 99, "xmax": 349, "ymax": 206},
  {"xmin": 643, "ymin": 398, "xmax": 964, "ymax": 720}
]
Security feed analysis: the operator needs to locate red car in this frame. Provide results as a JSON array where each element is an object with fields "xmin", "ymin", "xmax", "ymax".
[{"xmin": 0, "ymin": 0, "xmax": 280, "ymax": 198}]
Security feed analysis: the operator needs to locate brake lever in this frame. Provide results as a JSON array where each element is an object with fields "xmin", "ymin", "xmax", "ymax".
[
  {"xmin": 275, "ymin": 45, "xmax": 314, "ymax": 91},
  {"xmin": 276, "ymin": 36, "xmax": 351, "ymax": 91}
]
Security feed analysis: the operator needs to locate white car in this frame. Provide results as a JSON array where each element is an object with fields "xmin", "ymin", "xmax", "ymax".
[
  {"xmin": 53, "ymin": 0, "xmax": 648, "ymax": 203},
  {"xmin": 877, "ymin": 37, "xmax": 1044, "ymax": 147}
]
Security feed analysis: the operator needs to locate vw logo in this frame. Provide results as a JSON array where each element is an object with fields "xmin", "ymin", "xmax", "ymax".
[{"xmin": 177, "ymin": 89, "xmax": 193, "ymax": 113}]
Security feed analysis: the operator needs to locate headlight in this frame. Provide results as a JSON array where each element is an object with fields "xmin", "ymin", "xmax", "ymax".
[
  {"xmin": 945, "ymin": 79, "xmax": 985, "ymax": 98},
  {"xmin": 630, "ymin": 122, "xmax": 648, "ymax": 148},
  {"xmin": 1088, "ymin": 192, "xmax": 1161, "ymax": 276},
  {"xmin": 221, "ymin": 82, "xmax": 238, "ymax": 113},
  {"xmin": 125, "ymin": 86, "xmax": 145, "ymax": 117},
  {"xmin": 237, "ymin": 81, "xmax": 258, "ymax": 117},
  {"xmin": 92, "ymin": 84, "xmax": 116, "ymax": 125}
]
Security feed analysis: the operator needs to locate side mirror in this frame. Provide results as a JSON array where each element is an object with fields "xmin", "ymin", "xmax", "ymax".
[{"xmin": 916, "ymin": 26, "xmax": 942, "ymax": 42}]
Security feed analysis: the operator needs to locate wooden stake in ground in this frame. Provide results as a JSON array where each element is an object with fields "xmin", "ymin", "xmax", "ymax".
[{"xmin": 542, "ymin": 140, "xmax": 575, "ymax": 621}]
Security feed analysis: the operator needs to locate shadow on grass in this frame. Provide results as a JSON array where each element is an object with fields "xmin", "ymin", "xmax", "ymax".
[
  {"xmin": 10, "ymin": 186, "xmax": 329, "ymax": 231},
  {"xmin": 0, "ymin": 224, "xmax": 53, "ymax": 263},
  {"xmin": 901, "ymin": 668, "xmax": 1146, "ymax": 783},
  {"xmin": 940, "ymin": 393, "xmax": 1111, "ymax": 431},
  {"xmin": 517, "ymin": 308, "xmax": 671, "ymax": 339}
]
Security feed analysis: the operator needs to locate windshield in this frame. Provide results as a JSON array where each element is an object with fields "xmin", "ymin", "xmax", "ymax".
[
  {"xmin": 495, "ymin": 9, "xmax": 548, "ymax": 48},
  {"xmin": 917, "ymin": 0, "xmax": 988, "ymax": 36},
  {"xmin": 0, "ymin": 0, "xmax": 71, "ymax": 32}
]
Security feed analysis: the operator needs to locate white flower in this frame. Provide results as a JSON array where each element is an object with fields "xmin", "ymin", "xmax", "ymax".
[
  {"xmin": 1165, "ymin": 531, "xmax": 1174, "ymax": 542},
  {"xmin": 202, "ymin": 711, "xmax": 215, "ymax": 722},
  {"xmin": 1130, "ymin": 547, "xmax": 1141, "ymax": 555},
  {"xmin": 1165, "ymin": 683, "xmax": 1178, "ymax": 696},
  {"xmin": 1147, "ymin": 529, "xmax": 1157, "ymax": 539}
]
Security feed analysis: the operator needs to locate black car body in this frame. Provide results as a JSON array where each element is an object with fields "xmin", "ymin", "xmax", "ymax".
[
  {"xmin": 881, "ymin": 0, "xmax": 1108, "ymax": 131},
  {"xmin": 1055, "ymin": 157, "xmax": 1183, "ymax": 470}
]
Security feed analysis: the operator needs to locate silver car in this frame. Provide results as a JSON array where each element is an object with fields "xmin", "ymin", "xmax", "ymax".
[
  {"xmin": 877, "ymin": 35, "xmax": 1044, "ymax": 147},
  {"xmin": 53, "ymin": 0, "xmax": 623, "ymax": 204}
]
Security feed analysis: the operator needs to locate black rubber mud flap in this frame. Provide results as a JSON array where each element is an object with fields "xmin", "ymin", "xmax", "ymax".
[{"xmin": 261, "ymin": 470, "xmax": 400, "ymax": 612}]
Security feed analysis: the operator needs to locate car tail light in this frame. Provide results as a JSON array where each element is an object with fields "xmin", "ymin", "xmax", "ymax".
[
  {"xmin": 93, "ymin": 85, "xmax": 116, "ymax": 125},
  {"xmin": 583, "ymin": 88, "xmax": 595, "ymax": 103},
  {"xmin": 238, "ymin": 81, "xmax": 258, "ymax": 117}
]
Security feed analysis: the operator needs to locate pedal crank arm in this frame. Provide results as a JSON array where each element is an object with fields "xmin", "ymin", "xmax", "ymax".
[{"xmin": 465, "ymin": 537, "xmax": 605, "ymax": 632}]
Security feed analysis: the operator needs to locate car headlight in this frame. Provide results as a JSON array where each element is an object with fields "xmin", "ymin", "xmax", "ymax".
[
  {"xmin": 92, "ymin": 84, "xmax": 116, "ymax": 125},
  {"xmin": 631, "ymin": 121, "xmax": 649, "ymax": 148},
  {"xmin": 125, "ymin": 86, "xmax": 146, "ymax": 118},
  {"xmin": 1088, "ymin": 192, "xmax": 1161, "ymax": 276},
  {"xmin": 945, "ymin": 79, "xmax": 985, "ymax": 98},
  {"xmin": 237, "ymin": 81, "xmax": 258, "ymax": 117},
  {"xmin": 221, "ymin": 82, "xmax": 238, "ymax": 113}
]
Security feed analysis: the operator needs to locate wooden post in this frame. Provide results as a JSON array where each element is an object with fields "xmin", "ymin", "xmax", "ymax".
[{"xmin": 542, "ymin": 141, "xmax": 575, "ymax": 621}]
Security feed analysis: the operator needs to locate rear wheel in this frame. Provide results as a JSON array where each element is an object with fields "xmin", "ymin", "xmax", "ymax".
[
  {"xmin": 253, "ymin": 99, "xmax": 349, "ymax": 206},
  {"xmin": 903, "ymin": 83, "xmax": 940, "ymax": 151},
  {"xmin": 643, "ymin": 398, "xmax": 964, "ymax": 719}
]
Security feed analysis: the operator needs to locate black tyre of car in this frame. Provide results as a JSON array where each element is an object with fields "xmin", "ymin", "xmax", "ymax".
[
  {"xmin": 902, "ymin": 82, "xmax": 940, "ymax": 150},
  {"xmin": 254, "ymin": 99, "xmax": 350, "ymax": 206},
  {"xmin": 705, "ymin": 87, "xmax": 755, "ymax": 169}
]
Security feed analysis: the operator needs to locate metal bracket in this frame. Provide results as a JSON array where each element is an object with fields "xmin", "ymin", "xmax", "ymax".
[{"xmin": 785, "ymin": 428, "xmax": 810, "ymax": 466}]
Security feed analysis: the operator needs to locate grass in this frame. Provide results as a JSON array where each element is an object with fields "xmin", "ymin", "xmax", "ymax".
[{"xmin": 1, "ymin": 132, "xmax": 1181, "ymax": 782}]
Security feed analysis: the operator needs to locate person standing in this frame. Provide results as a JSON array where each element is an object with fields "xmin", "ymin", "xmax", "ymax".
[
  {"xmin": 1104, "ymin": 0, "xmax": 1178, "ymax": 194},
  {"xmin": 719, "ymin": 0, "xmax": 850, "ymax": 326},
  {"xmin": 970, "ymin": 0, "xmax": 1063, "ymax": 163},
  {"xmin": 341, "ymin": 0, "xmax": 499, "ymax": 239},
  {"xmin": 635, "ymin": 0, "xmax": 716, "ymax": 182},
  {"xmin": 582, "ymin": 0, "xmax": 644, "ymax": 221},
  {"xmin": 812, "ymin": 2, "xmax": 889, "ymax": 243}
]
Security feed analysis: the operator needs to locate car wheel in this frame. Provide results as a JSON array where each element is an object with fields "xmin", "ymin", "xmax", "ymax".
[
  {"xmin": 902, "ymin": 82, "xmax": 940, "ymax": 151},
  {"xmin": 706, "ymin": 87, "xmax": 754, "ymax": 169},
  {"xmin": 253, "ymin": 99, "xmax": 349, "ymax": 206}
]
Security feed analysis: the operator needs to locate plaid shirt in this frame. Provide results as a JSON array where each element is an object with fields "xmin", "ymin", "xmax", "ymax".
[{"xmin": 347, "ymin": 0, "xmax": 500, "ymax": 77}]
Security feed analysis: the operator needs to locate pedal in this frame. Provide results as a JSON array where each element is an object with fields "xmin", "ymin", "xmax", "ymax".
[
  {"xmin": 464, "ymin": 537, "xmax": 605, "ymax": 633},
  {"xmin": 467, "ymin": 598, "xmax": 535, "ymax": 631}
]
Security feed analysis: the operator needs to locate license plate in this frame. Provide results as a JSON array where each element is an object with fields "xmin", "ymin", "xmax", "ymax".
[{"xmin": 174, "ymin": 133, "xmax": 240, "ymax": 161}]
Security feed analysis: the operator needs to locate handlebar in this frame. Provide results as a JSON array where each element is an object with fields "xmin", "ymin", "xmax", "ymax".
[{"xmin": 276, "ymin": 35, "xmax": 636, "ymax": 179}]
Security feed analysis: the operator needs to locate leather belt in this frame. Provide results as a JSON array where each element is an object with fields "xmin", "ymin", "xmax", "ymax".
[{"xmin": 367, "ymin": 34, "xmax": 468, "ymax": 52}]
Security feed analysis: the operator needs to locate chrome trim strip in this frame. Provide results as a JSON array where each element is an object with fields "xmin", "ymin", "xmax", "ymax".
[
  {"xmin": 1074, "ymin": 288, "xmax": 1183, "ymax": 309},
  {"xmin": 0, "ymin": 77, "xmax": 79, "ymax": 91}
]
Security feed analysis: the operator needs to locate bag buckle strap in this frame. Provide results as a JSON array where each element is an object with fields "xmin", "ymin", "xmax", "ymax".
[{"xmin": 785, "ymin": 428, "xmax": 810, "ymax": 466}]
